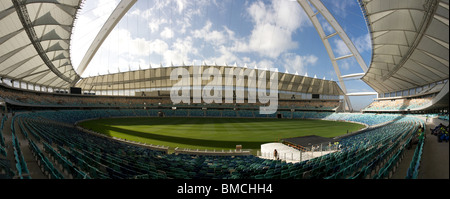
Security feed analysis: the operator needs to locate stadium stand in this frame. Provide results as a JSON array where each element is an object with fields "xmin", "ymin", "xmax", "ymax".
[
  {"xmin": 406, "ymin": 131, "xmax": 425, "ymax": 179},
  {"xmin": 0, "ymin": 85, "xmax": 342, "ymax": 112},
  {"xmin": 0, "ymin": 105, "xmax": 425, "ymax": 179},
  {"xmin": 363, "ymin": 97, "xmax": 433, "ymax": 112},
  {"xmin": 1, "ymin": 116, "xmax": 7, "ymax": 157},
  {"xmin": 0, "ymin": 0, "xmax": 447, "ymax": 181},
  {"xmin": 438, "ymin": 114, "xmax": 449, "ymax": 121}
]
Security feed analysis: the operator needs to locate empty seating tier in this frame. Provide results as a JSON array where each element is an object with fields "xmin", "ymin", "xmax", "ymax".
[{"xmin": 1, "ymin": 109, "xmax": 423, "ymax": 179}]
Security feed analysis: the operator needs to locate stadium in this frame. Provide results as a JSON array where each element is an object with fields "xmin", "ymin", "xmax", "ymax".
[{"xmin": 0, "ymin": 0, "xmax": 448, "ymax": 183}]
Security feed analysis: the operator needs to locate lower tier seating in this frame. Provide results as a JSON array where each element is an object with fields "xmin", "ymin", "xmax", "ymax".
[{"xmin": 1, "ymin": 109, "xmax": 423, "ymax": 179}]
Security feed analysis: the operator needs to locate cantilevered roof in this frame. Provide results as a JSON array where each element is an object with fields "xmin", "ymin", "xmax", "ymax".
[
  {"xmin": 0, "ymin": 0, "xmax": 82, "ymax": 88},
  {"xmin": 360, "ymin": 0, "xmax": 449, "ymax": 94},
  {"xmin": 75, "ymin": 66, "xmax": 345, "ymax": 96}
]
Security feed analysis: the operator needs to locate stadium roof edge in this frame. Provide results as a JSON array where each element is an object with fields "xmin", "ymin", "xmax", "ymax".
[
  {"xmin": 75, "ymin": 65, "xmax": 345, "ymax": 96},
  {"xmin": 0, "ymin": 0, "xmax": 83, "ymax": 89},
  {"xmin": 361, "ymin": 0, "xmax": 449, "ymax": 94}
]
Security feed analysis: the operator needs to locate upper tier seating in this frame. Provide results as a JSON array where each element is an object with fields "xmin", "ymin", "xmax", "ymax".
[
  {"xmin": 363, "ymin": 97, "xmax": 432, "ymax": 111},
  {"xmin": 0, "ymin": 85, "xmax": 340, "ymax": 111}
]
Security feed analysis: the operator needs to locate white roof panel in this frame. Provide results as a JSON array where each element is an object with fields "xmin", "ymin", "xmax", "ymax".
[
  {"xmin": 0, "ymin": 0, "xmax": 82, "ymax": 88},
  {"xmin": 75, "ymin": 66, "xmax": 345, "ymax": 96},
  {"xmin": 361, "ymin": 0, "xmax": 449, "ymax": 93}
]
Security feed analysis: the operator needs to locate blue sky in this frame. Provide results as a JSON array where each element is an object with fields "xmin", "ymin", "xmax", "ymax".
[{"xmin": 71, "ymin": 0, "xmax": 376, "ymax": 110}]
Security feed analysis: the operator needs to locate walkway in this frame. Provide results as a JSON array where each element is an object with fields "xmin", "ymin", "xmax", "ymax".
[
  {"xmin": 391, "ymin": 117, "xmax": 448, "ymax": 179},
  {"xmin": 260, "ymin": 116, "xmax": 449, "ymax": 179},
  {"xmin": 419, "ymin": 117, "xmax": 449, "ymax": 179},
  {"xmin": 2, "ymin": 113, "xmax": 46, "ymax": 179}
]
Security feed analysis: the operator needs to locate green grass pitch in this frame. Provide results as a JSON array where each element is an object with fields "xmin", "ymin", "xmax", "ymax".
[{"xmin": 79, "ymin": 117, "xmax": 365, "ymax": 152}]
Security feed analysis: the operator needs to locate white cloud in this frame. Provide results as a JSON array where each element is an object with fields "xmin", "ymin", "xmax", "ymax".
[
  {"xmin": 333, "ymin": 38, "xmax": 351, "ymax": 57},
  {"xmin": 74, "ymin": 0, "xmax": 318, "ymax": 79},
  {"xmin": 328, "ymin": 0, "xmax": 356, "ymax": 18},
  {"xmin": 175, "ymin": 17, "xmax": 191, "ymax": 34},
  {"xmin": 317, "ymin": 14, "xmax": 334, "ymax": 35},
  {"xmin": 233, "ymin": 0, "xmax": 310, "ymax": 58},
  {"xmin": 92, "ymin": 0, "xmax": 119, "ymax": 18},
  {"xmin": 256, "ymin": 59, "xmax": 275, "ymax": 69},
  {"xmin": 175, "ymin": 0, "xmax": 188, "ymax": 14},
  {"xmin": 186, "ymin": 1, "xmax": 317, "ymax": 73},
  {"xmin": 193, "ymin": 21, "xmax": 227, "ymax": 45},
  {"xmin": 160, "ymin": 27, "xmax": 175, "ymax": 39},
  {"xmin": 107, "ymin": 29, "xmax": 168, "ymax": 57},
  {"xmin": 281, "ymin": 53, "xmax": 318, "ymax": 75},
  {"xmin": 354, "ymin": 33, "xmax": 372, "ymax": 53},
  {"xmin": 205, "ymin": 45, "xmax": 240, "ymax": 66},
  {"xmin": 245, "ymin": 23, "xmax": 298, "ymax": 58},
  {"xmin": 148, "ymin": 18, "xmax": 168, "ymax": 33},
  {"xmin": 78, "ymin": 27, "xmax": 174, "ymax": 77},
  {"xmin": 339, "ymin": 60, "xmax": 351, "ymax": 70},
  {"xmin": 272, "ymin": 0, "xmax": 310, "ymax": 32},
  {"xmin": 163, "ymin": 36, "xmax": 197, "ymax": 65}
]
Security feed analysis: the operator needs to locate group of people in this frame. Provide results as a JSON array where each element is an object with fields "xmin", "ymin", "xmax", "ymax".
[{"xmin": 431, "ymin": 123, "xmax": 449, "ymax": 142}]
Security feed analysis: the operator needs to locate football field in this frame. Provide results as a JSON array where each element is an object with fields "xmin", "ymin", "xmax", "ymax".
[{"xmin": 79, "ymin": 117, "xmax": 365, "ymax": 151}]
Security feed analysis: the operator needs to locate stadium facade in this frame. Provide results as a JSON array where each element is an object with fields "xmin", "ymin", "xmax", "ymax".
[
  {"xmin": 75, "ymin": 65, "xmax": 343, "ymax": 101},
  {"xmin": 0, "ymin": 0, "xmax": 447, "ymax": 113}
]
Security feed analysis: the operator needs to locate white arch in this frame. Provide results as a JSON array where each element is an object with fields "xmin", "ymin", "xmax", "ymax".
[
  {"xmin": 75, "ymin": 0, "xmax": 138, "ymax": 78},
  {"xmin": 297, "ymin": 0, "xmax": 369, "ymax": 112}
]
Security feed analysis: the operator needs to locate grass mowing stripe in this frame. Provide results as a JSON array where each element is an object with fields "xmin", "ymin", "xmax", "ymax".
[{"xmin": 79, "ymin": 117, "xmax": 365, "ymax": 151}]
